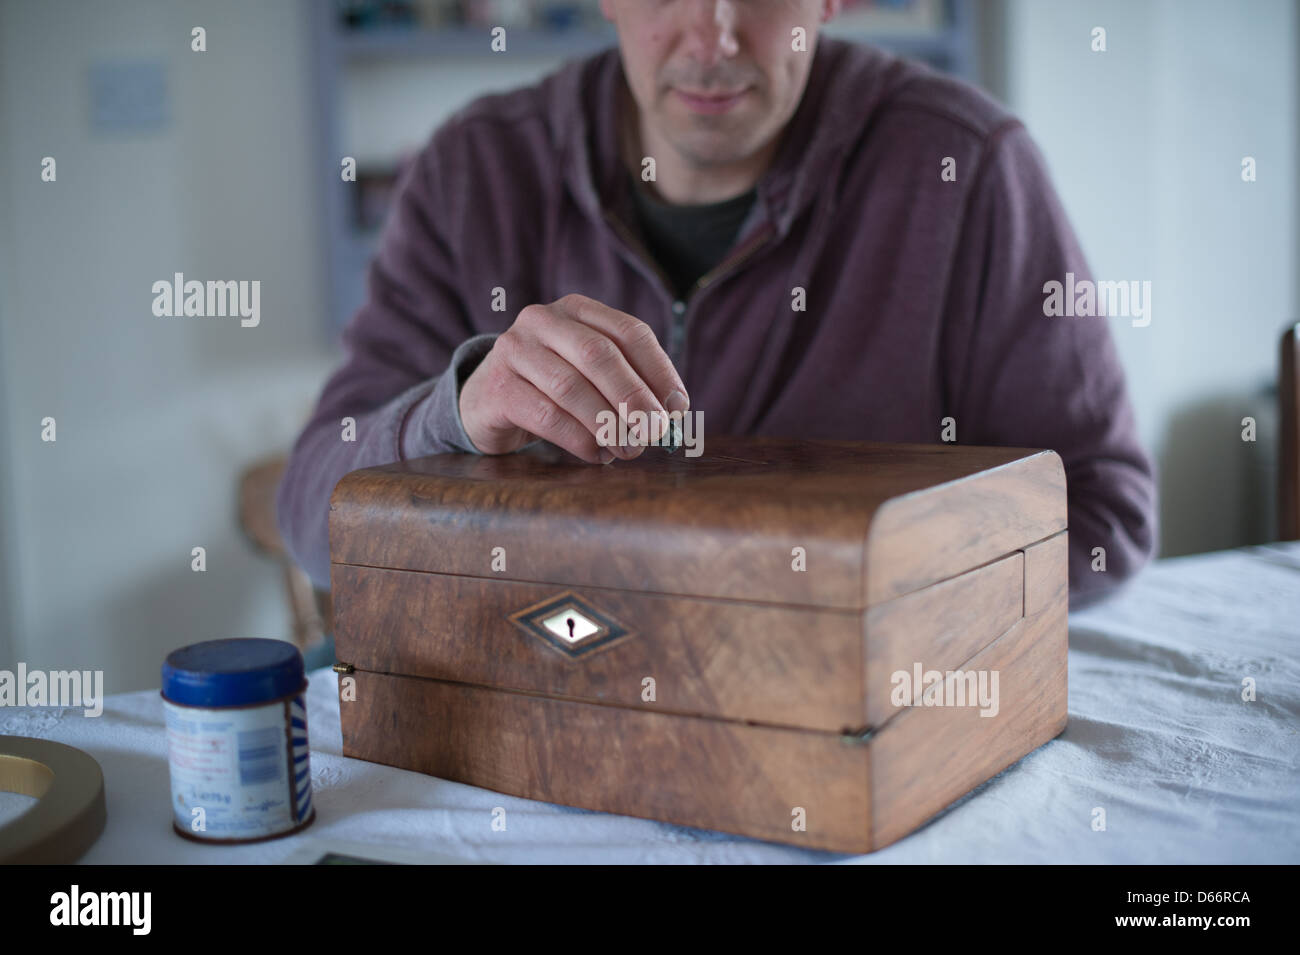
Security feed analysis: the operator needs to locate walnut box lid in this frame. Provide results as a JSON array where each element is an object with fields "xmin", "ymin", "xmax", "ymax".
[{"xmin": 329, "ymin": 435, "xmax": 1066, "ymax": 611}]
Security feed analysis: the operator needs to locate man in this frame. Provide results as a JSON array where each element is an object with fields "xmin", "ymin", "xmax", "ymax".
[{"xmin": 278, "ymin": 0, "xmax": 1157, "ymax": 607}]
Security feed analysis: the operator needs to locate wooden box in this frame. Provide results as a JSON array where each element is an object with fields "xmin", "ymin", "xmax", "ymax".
[{"xmin": 329, "ymin": 437, "xmax": 1068, "ymax": 853}]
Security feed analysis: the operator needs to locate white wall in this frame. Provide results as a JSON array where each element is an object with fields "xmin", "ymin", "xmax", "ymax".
[
  {"xmin": 0, "ymin": 4, "xmax": 16, "ymax": 668},
  {"xmin": 0, "ymin": 0, "xmax": 583, "ymax": 693},
  {"xmin": 0, "ymin": 0, "xmax": 339, "ymax": 691},
  {"xmin": 1001, "ymin": 0, "xmax": 1297, "ymax": 555}
]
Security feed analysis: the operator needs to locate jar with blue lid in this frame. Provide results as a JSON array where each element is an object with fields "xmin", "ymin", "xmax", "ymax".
[{"xmin": 161, "ymin": 638, "xmax": 315, "ymax": 842}]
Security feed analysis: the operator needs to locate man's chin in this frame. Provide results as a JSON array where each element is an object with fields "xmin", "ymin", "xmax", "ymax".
[{"xmin": 664, "ymin": 126, "xmax": 764, "ymax": 166}]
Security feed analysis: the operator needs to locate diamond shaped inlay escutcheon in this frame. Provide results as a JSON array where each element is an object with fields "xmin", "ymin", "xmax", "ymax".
[{"xmin": 507, "ymin": 591, "xmax": 632, "ymax": 659}]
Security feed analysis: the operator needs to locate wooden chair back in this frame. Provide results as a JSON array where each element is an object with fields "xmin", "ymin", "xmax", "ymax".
[
  {"xmin": 1281, "ymin": 325, "xmax": 1300, "ymax": 540},
  {"xmin": 237, "ymin": 456, "xmax": 332, "ymax": 652}
]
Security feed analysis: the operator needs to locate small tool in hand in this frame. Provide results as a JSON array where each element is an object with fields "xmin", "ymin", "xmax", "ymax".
[{"xmin": 661, "ymin": 413, "xmax": 683, "ymax": 454}]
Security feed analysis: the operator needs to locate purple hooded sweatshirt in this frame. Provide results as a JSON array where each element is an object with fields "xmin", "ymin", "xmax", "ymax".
[{"xmin": 277, "ymin": 37, "xmax": 1158, "ymax": 607}]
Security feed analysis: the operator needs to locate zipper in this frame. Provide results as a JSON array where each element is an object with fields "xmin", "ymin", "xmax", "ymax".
[
  {"xmin": 691, "ymin": 220, "xmax": 776, "ymax": 294},
  {"xmin": 670, "ymin": 222, "xmax": 776, "ymax": 370},
  {"xmin": 602, "ymin": 208, "xmax": 777, "ymax": 371},
  {"xmin": 667, "ymin": 299, "xmax": 687, "ymax": 360},
  {"xmin": 602, "ymin": 209, "xmax": 677, "ymax": 312}
]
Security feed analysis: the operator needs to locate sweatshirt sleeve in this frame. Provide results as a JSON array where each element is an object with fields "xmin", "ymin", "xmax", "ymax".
[
  {"xmin": 276, "ymin": 130, "xmax": 497, "ymax": 591},
  {"xmin": 945, "ymin": 122, "xmax": 1159, "ymax": 607}
]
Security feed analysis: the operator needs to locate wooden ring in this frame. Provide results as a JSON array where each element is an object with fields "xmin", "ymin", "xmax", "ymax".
[{"xmin": 0, "ymin": 736, "xmax": 107, "ymax": 863}]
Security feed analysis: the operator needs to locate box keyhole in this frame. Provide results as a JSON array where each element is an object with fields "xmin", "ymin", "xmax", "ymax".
[{"xmin": 539, "ymin": 607, "xmax": 601, "ymax": 644}]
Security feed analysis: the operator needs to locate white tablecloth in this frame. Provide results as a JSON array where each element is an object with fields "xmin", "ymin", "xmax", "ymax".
[{"xmin": 3, "ymin": 544, "xmax": 1298, "ymax": 864}]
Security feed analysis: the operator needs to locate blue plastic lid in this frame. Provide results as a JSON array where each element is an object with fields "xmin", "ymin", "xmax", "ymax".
[{"xmin": 162, "ymin": 638, "xmax": 305, "ymax": 707}]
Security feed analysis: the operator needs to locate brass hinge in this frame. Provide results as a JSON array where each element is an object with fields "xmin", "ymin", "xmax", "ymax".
[{"xmin": 331, "ymin": 662, "xmax": 354, "ymax": 674}]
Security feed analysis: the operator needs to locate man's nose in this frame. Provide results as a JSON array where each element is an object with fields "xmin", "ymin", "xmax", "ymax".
[{"xmin": 680, "ymin": 0, "xmax": 741, "ymax": 65}]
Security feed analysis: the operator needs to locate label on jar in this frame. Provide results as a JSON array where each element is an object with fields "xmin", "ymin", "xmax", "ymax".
[{"xmin": 163, "ymin": 694, "xmax": 312, "ymax": 840}]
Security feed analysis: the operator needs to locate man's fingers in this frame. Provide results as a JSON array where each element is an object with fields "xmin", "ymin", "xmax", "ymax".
[
  {"xmin": 496, "ymin": 374, "xmax": 610, "ymax": 465},
  {"xmin": 515, "ymin": 306, "xmax": 658, "ymax": 445},
  {"xmin": 545, "ymin": 294, "xmax": 687, "ymax": 443},
  {"xmin": 499, "ymin": 335, "xmax": 642, "ymax": 459},
  {"xmin": 562, "ymin": 294, "xmax": 689, "ymax": 416}
]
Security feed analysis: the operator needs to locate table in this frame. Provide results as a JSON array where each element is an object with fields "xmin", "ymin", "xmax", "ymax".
[{"xmin": 3, "ymin": 543, "xmax": 1297, "ymax": 863}]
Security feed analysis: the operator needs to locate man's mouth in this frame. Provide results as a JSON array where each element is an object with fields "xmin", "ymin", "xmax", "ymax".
[{"xmin": 673, "ymin": 86, "xmax": 750, "ymax": 115}]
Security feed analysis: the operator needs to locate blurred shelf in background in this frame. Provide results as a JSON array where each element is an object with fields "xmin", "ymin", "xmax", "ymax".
[
  {"xmin": 312, "ymin": 0, "xmax": 979, "ymax": 334},
  {"xmin": 338, "ymin": 24, "xmax": 615, "ymax": 58},
  {"xmin": 335, "ymin": 0, "xmax": 616, "ymax": 58}
]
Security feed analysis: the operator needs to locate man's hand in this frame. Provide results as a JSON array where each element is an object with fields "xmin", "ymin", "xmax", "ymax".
[{"xmin": 459, "ymin": 294, "xmax": 690, "ymax": 463}]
